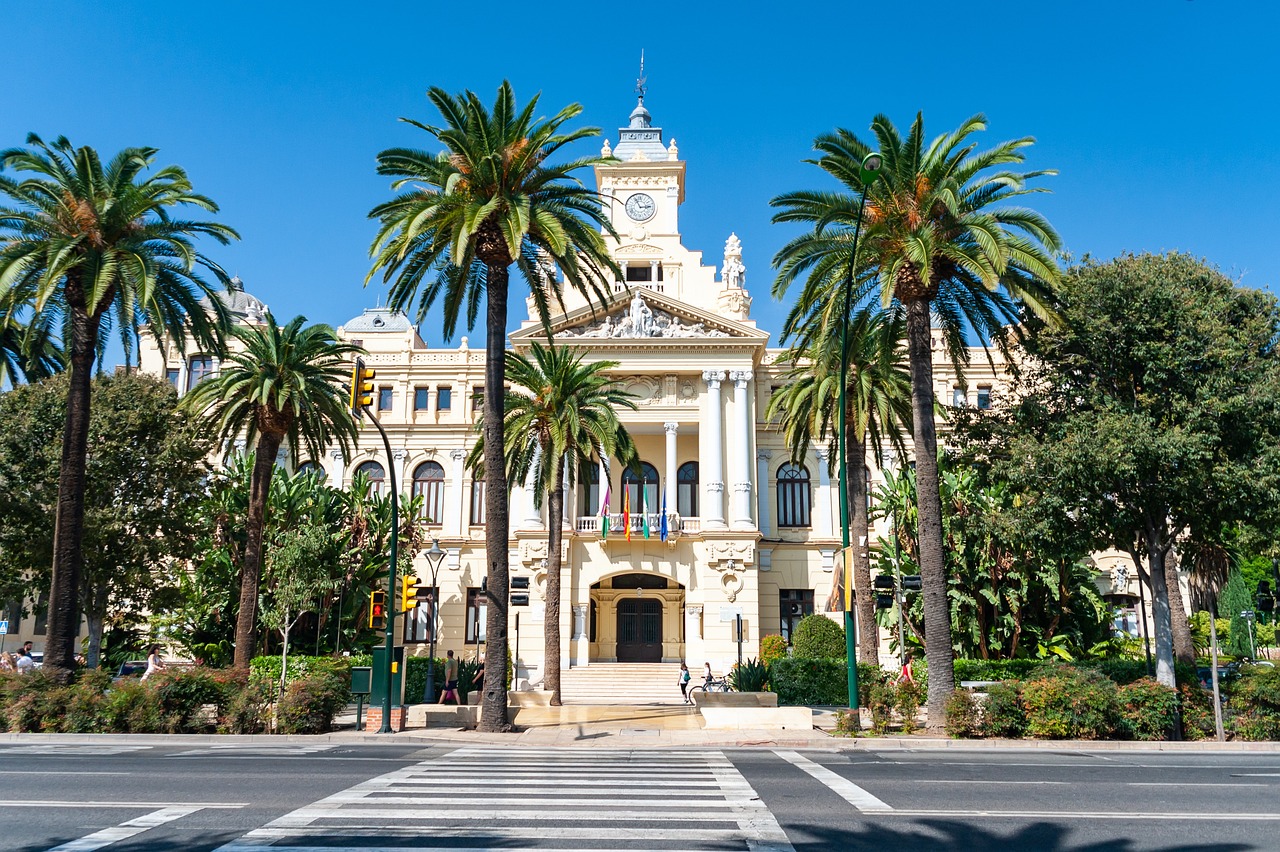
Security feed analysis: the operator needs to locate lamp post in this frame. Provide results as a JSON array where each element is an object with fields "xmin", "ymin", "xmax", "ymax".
[
  {"xmin": 420, "ymin": 538, "xmax": 447, "ymax": 704},
  {"xmin": 838, "ymin": 151, "xmax": 884, "ymax": 710}
]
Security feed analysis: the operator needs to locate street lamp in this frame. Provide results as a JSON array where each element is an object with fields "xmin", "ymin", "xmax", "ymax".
[
  {"xmin": 838, "ymin": 151, "xmax": 885, "ymax": 710},
  {"xmin": 420, "ymin": 538, "xmax": 447, "ymax": 703}
]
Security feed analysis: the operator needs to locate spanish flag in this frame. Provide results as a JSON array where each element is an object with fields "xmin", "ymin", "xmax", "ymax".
[{"xmin": 623, "ymin": 487, "xmax": 632, "ymax": 541}]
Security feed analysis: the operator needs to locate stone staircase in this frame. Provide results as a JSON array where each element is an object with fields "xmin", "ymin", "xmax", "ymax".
[{"xmin": 558, "ymin": 662, "xmax": 687, "ymax": 705}]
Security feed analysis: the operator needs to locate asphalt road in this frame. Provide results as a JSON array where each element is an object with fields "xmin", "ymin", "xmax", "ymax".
[{"xmin": 2, "ymin": 740, "xmax": 1279, "ymax": 851}]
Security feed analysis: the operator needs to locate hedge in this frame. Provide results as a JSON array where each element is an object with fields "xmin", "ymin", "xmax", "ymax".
[{"xmin": 768, "ymin": 657, "xmax": 884, "ymax": 706}]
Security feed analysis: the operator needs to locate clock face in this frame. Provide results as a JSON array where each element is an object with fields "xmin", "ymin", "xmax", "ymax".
[{"xmin": 625, "ymin": 192, "xmax": 656, "ymax": 222}]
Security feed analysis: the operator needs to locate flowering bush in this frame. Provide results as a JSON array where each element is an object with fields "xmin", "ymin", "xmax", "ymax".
[
  {"xmin": 1020, "ymin": 665, "xmax": 1119, "ymax": 739},
  {"xmin": 1117, "ymin": 678, "xmax": 1179, "ymax": 740}
]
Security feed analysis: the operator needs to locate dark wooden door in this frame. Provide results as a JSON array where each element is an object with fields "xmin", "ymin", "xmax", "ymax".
[{"xmin": 616, "ymin": 598, "xmax": 663, "ymax": 662}]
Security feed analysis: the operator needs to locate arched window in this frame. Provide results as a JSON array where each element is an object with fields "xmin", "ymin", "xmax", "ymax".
[
  {"xmin": 355, "ymin": 460, "xmax": 385, "ymax": 497},
  {"xmin": 677, "ymin": 461, "xmax": 699, "ymax": 517},
  {"xmin": 777, "ymin": 463, "xmax": 811, "ymax": 528},
  {"xmin": 412, "ymin": 461, "xmax": 446, "ymax": 524},
  {"xmin": 622, "ymin": 462, "xmax": 659, "ymax": 514},
  {"xmin": 297, "ymin": 460, "xmax": 324, "ymax": 479},
  {"xmin": 186, "ymin": 355, "xmax": 214, "ymax": 391},
  {"xmin": 580, "ymin": 464, "xmax": 601, "ymax": 516}
]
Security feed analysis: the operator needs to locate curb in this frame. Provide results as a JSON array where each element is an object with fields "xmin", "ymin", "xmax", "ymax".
[{"xmin": 828, "ymin": 736, "xmax": 1280, "ymax": 753}]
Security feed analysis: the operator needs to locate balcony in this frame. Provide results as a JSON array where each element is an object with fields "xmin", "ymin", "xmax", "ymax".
[{"xmin": 574, "ymin": 513, "xmax": 693, "ymax": 538}]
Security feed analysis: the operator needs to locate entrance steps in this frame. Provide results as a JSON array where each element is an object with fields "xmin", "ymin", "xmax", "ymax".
[{"xmin": 559, "ymin": 662, "xmax": 687, "ymax": 705}]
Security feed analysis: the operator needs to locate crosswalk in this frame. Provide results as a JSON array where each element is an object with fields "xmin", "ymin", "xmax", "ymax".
[
  {"xmin": 214, "ymin": 746, "xmax": 796, "ymax": 851},
  {"xmin": 0, "ymin": 744, "xmax": 151, "ymax": 756},
  {"xmin": 168, "ymin": 744, "xmax": 336, "ymax": 758}
]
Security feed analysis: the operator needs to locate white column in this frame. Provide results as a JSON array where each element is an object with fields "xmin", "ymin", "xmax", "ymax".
[
  {"xmin": 328, "ymin": 449, "xmax": 346, "ymax": 491},
  {"xmin": 756, "ymin": 449, "xmax": 772, "ymax": 537},
  {"xmin": 426, "ymin": 386, "xmax": 437, "ymax": 416},
  {"xmin": 815, "ymin": 447, "xmax": 834, "ymax": 539},
  {"xmin": 683, "ymin": 605, "xmax": 704, "ymax": 668},
  {"xmin": 391, "ymin": 449, "xmax": 408, "ymax": 499},
  {"xmin": 664, "ymin": 422, "xmax": 678, "ymax": 517},
  {"xmin": 701, "ymin": 371, "xmax": 727, "ymax": 529},
  {"xmin": 729, "ymin": 370, "xmax": 754, "ymax": 529},
  {"xmin": 572, "ymin": 604, "xmax": 590, "ymax": 667},
  {"xmin": 446, "ymin": 449, "xmax": 467, "ymax": 536}
]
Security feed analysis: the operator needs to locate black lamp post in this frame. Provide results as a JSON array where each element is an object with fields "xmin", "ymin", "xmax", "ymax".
[
  {"xmin": 838, "ymin": 151, "xmax": 885, "ymax": 709},
  {"xmin": 420, "ymin": 538, "xmax": 447, "ymax": 703}
]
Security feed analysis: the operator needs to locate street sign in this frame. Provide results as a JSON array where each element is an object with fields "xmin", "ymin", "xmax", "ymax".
[
  {"xmin": 718, "ymin": 606, "xmax": 742, "ymax": 622},
  {"xmin": 0, "ymin": 620, "xmax": 8, "ymax": 634}
]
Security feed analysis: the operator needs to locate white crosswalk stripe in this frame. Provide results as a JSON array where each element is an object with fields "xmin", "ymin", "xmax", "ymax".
[
  {"xmin": 214, "ymin": 746, "xmax": 795, "ymax": 851},
  {"xmin": 168, "ymin": 744, "xmax": 336, "ymax": 758},
  {"xmin": 0, "ymin": 744, "xmax": 151, "ymax": 756}
]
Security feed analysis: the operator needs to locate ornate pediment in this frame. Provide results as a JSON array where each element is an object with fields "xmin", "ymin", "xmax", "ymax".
[
  {"xmin": 558, "ymin": 294, "xmax": 730, "ymax": 340},
  {"xmin": 615, "ymin": 243, "xmax": 664, "ymax": 255},
  {"xmin": 512, "ymin": 288, "xmax": 769, "ymax": 345}
]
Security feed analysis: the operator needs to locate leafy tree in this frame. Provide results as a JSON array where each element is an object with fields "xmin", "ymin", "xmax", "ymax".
[
  {"xmin": 0, "ymin": 372, "xmax": 211, "ymax": 666},
  {"xmin": 182, "ymin": 314, "xmax": 358, "ymax": 669},
  {"xmin": 367, "ymin": 82, "xmax": 617, "ymax": 732},
  {"xmin": 1221, "ymin": 568, "xmax": 1256, "ymax": 658},
  {"xmin": 260, "ymin": 521, "xmax": 341, "ymax": 691},
  {"xmin": 0, "ymin": 135, "xmax": 237, "ymax": 679},
  {"xmin": 792, "ymin": 614, "xmax": 848, "ymax": 659},
  {"xmin": 474, "ymin": 343, "xmax": 636, "ymax": 704},
  {"xmin": 771, "ymin": 113, "xmax": 1062, "ymax": 725},
  {"xmin": 767, "ymin": 305, "xmax": 911, "ymax": 661},
  {"xmin": 961, "ymin": 253, "xmax": 1280, "ymax": 687}
]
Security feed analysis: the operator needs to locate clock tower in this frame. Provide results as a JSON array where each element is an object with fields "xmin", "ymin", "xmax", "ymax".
[{"xmin": 595, "ymin": 93, "xmax": 685, "ymax": 244}]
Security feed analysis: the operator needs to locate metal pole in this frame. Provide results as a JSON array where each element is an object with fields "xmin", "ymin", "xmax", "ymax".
[
  {"xmin": 838, "ymin": 192, "xmax": 870, "ymax": 710},
  {"xmin": 366, "ymin": 413, "xmax": 399, "ymax": 734},
  {"xmin": 893, "ymin": 510, "xmax": 906, "ymax": 669},
  {"xmin": 422, "ymin": 573, "xmax": 438, "ymax": 704}
]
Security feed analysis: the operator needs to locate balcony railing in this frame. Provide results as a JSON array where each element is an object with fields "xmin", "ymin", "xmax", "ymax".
[{"xmin": 574, "ymin": 513, "xmax": 692, "ymax": 537}]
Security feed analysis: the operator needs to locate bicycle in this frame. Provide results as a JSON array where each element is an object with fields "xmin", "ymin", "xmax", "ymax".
[{"xmin": 687, "ymin": 677, "xmax": 732, "ymax": 701}]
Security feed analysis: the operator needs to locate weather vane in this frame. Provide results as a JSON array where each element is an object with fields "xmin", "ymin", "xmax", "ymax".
[{"xmin": 635, "ymin": 49, "xmax": 647, "ymax": 102}]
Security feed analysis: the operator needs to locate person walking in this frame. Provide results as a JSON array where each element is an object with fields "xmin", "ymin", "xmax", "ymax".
[
  {"xmin": 438, "ymin": 650, "xmax": 460, "ymax": 705},
  {"xmin": 141, "ymin": 645, "xmax": 165, "ymax": 681},
  {"xmin": 16, "ymin": 648, "xmax": 35, "ymax": 675},
  {"xmin": 678, "ymin": 663, "xmax": 692, "ymax": 704},
  {"xmin": 703, "ymin": 661, "xmax": 713, "ymax": 687}
]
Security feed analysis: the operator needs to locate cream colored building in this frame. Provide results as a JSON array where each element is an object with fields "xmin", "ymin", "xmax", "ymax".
[{"xmin": 138, "ymin": 95, "xmax": 1165, "ymax": 686}]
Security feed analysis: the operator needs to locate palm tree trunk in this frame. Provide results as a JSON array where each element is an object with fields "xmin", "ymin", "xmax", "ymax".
[
  {"xmin": 45, "ymin": 301, "xmax": 99, "ymax": 681},
  {"xmin": 1166, "ymin": 554, "xmax": 1195, "ymax": 665},
  {"xmin": 233, "ymin": 431, "xmax": 283, "ymax": 670},
  {"xmin": 904, "ymin": 298, "xmax": 954, "ymax": 729},
  {"xmin": 545, "ymin": 465, "xmax": 565, "ymax": 705},
  {"xmin": 848, "ymin": 437, "xmax": 877, "ymax": 663},
  {"xmin": 479, "ymin": 258, "xmax": 511, "ymax": 733}
]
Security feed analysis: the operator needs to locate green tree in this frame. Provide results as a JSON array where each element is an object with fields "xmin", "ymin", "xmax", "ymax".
[
  {"xmin": 966, "ymin": 253, "xmax": 1280, "ymax": 687},
  {"xmin": 474, "ymin": 343, "xmax": 636, "ymax": 704},
  {"xmin": 0, "ymin": 308, "xmax": 62, "ymax": 386},
  {"xmin": 367, "ymin": 82, "xmax": 617, "ymax": 732},
  {"xmin": 1221, "ymin": 568, "xmax": 1256, "ymax": 658},
  {"xmin": 771, "ymin": 114, "xmax": 1061, "ymax": 725},
  {"xmin": 767, "ymin": 306, "xmax": 911, "ymax": 661},
  {"xmin": 183, "ymin": 314, "xmax": 359, "ymax": 670},
  {"xmin": 0, "ymin": 135, "xmax": 237, "ymax": 679},
  {"xmin": 260, "ymin": 521, "xmax": 341, "ymax": 691},
  {"xmin": 0, "ymin": 372, "xmax": 211, "ymax": 667}
]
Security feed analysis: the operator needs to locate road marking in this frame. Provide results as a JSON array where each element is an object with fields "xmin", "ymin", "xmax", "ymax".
[
  {"xmin": 774, "ymin": 749, "xmax": 893, "ymax": 812},
  {"xmin": 1235, "ymin": 773, "xmax": 1280, "ymax": 777},
  {"xmin": 916, "ymin": 779, "xmax": 1068, "ymax": 785},
  {"xmin": 0, "ymin": 745, "xmax": 151, "ymax": 756},
  {"xmin": 168, "ymin": 744, "xmax": 336, "ymax": 757},
  {"xmin": 871, "ymin": 809, "xmax": 1280, "ymax": 821},
  {"xmin": 0, "ymin": 771, "xmax": 129, "ymax": 776},
  {"xmin": 43, "ymin": 806, "xmax": 201, "ymax": 851},
  {"xmin": 0, "ymin": 800, "xmax": 246, "ymax": 809},
  {"xmin": 1129, "ymin": 782, "xmax": 1269, "ymax": 787}
]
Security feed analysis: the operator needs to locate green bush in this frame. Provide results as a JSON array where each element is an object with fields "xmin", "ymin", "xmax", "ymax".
[
  {"xmin": 403, "ymin": 656, "xmax": 442, "ymax": 704},
  {"xmin": 760, "ymin": 634, "xmax": 788, "ymax": 667},
  {"xmin": 867, "ymin": 683, "xmax": 895, "ymax": 735},
  {"xmin": 952, "ymin": 659, "xmax": 1042, "ymax": 683},
  {"xmin": 1177, "ymin": 684, "xmax": 1217, "ymax": 741},
  {"xmin": 151, "ymin": 667, "xmax": 236, "ymax": 733},
  {"xmin": 944, "ymin": 689, "xmax": 982, "ymax": 738},
  {"xmin": 276, "ymin": 673, "xmax": 349, "ymax": 734},
  {"xmin": 729, "ymin": 658, "xmax": 769, "ymax": 692},
  {"xmin": 857, "ymin": 663, "xmax": 888, "ymax": 707},
  {"xmin": 1020, "ymin": 665, "xmax": 1119, "ymax": 739},
  {"xmin": 833, "ymin": 708, "xmax": 860, "ymax": 736},
  {"xmin": 791, "ymin": 615, "xmax": 846, "ymax": 659},
  {"xmin": 895, "ymin": 681, "xmax": 923, "ymax": 734},
  {"xmin": 249, "ymin": 655, "xmax": 352, "ymax": 691},
  {"xmin": 219, "ymin": 680, "xmax": 271, "ymax": 734},
  {"xmin": 980, "ymin": 682, "xmax": 1027, "ymax": 738},
  {"xmin": 1227, "ymin": 665, "xmax": 1280, "ymax": 741},
  {"xmin": 769, "ymin": 657, "xmax": 847, "ymax": 705},
  {"xmin": 1117, "ymin": 677, "xmax": 1179, "ymax": 741},
  {"xmin": 101, "ymin": 680, "xmax": 165, "ymax": 733}
]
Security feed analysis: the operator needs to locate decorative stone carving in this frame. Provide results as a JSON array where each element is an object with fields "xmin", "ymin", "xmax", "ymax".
[
  {"xmin": 683, "ymin": 604, "xmax": 703, "ymax": 617},
  {"xmin": 722, "ymin": 233, "xmax": 746, "ymax": 289},
  {"xmin": 708, "ymin": 540, "xmax": 754, "ymax": 567},
  {"xmin": 668, "ymin": 138, "xmax": 679, "ymax": 161},
  {"xmin": 679, "ymin": 380, "xmax": 697, "ymax": 402},
  {"xmin": 718, "ymin": 288, "xmax": 753, "ymax": 320},
  {"xmin": 730, "ymin": 370, "xmax": 753, "ymax": 386},
  {"xmin": 702, "ymin": 370, "xmax": 725, "ymax": 389},
  {"xmin": 560, "ymin": 293, "xmax": 731, "ymax": 340},
  {"xmin": 615, "ymin": 243, "xmax": 665, "ymax": 255}
]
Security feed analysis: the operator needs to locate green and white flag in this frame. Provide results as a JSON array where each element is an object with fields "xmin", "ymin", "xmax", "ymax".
[{"xmin": 642, "ymin": 486, "xmax": 651, "ymax": 539}]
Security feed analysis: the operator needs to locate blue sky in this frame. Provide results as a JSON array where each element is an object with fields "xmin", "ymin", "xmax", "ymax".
[{"xmin": 4, "ymin": 1, "xmax": 1277, "ymax": 356}]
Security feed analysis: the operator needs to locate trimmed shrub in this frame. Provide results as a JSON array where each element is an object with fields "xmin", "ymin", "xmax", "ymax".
[
  {"xmin": 868, "ymin": 683, "xmax": 895, "ymax": 735},
  {"xmin": 220, "ymin": 680, "xmax": 271, "ymax": 734},
  {"xmin": 101, "ymin": 680, "xmax": 165, "ymax": 733},
  {"xmin": 151, "ymin": 667, "xmax": 234, "ymax": 733},
  {"xmin": 944, "ymin": 689, "xmax": 982, "ymax": 738},
  {"xmin": 1178, "ymin": 684, "xmax": 1217, "ymax": 741},
  {"xmin": 729, "ymin": 658, "xmax": 769, "ymax": 693},
  {"xmin": 1227, "ymin": 666, "xmax": 1280, "ymax": 741},
  {"xmin": 952, "ymin": 659, "xmax": 1041, "ymax": 683},
  {"xmin": 857, "ymin": 663, "xmax": 889, "ymax": 707},
  {"xmin": 895, "ymin": 681, "xmax": 923, "ymax": 734},
  {"xmin": 834, "ymin": 708, "xmax": 860, "ymax": 736},
  {"xmin": 760, "ymin": 634, "xmax": 788, "ymax": 667},
  {"xmin": 403, "ymin": 656, "xmax": 443, "ymax": 704},
  {"xmin": 1117, "ymin": 677, "xmax": 1179, "ymax": 741},
  {"xmin": 769, "ymin": 657, "xmax": 847, "ymax": 705},
  {"xmin": 980, "ymin": 682, "xmax": 1027, "ymax": 738},
  {"xmin": 249, "ymin": 655, "xmax": 351, "ymax": 691},
  {"xmin": 1020, "ymin": 665, "xmax": 1119, "ymax": 739},
  {"xmin": 276, "ymin": 673, "xmax": 349, "ymax": 734},
  {"xmin": 791, "ymin": 615, "xmax": 846, "ymax": 659}
]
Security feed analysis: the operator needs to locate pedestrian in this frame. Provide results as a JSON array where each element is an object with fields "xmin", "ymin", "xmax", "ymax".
[
  {"xmin": 896, "ymin": 654, "xmax": 915, "ymax": 686},
  {"xmin": 0, "ymin": 652, "xmax": 14, "ymax": 674},
  {"xmin": 678, "ymin": 662, "xmax": 691, "ymax": 703},
  {"xmin": 703, "ymin": 661, "xmax": 713, "ymax": 686},
  {"xmin": 21, "ymin": 641, "xmax": 33, "ymax": 657},
  {"xmin": 15, "ymin": 648, "xmax": 35, "ymax": 675},
  {"xmin": 438, "ymin": 649, "xmax": 459, "ymax": 705},
  {"xmin": 472, "ymin": 656, "xmax": 485, "ymax": 692},
  {"xmin": 141, "ymin": 645, "xmax": 165, "ymax": 681}
]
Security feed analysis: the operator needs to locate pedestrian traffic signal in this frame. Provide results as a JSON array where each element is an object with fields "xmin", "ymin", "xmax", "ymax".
[
  {"xmin": 401, "ymin": 575, "xmax": 421, "ymax": 612},
  {"xmin": 369, "ymin": 589, "xmax": 387, "ymax": 630},
  {"xmin": 349, "ymin": 357, "xmax": 376, "ymax": 417},
  {"xmin": 901, "ymin": 575, "xmax": 923, "ymax": 592}
]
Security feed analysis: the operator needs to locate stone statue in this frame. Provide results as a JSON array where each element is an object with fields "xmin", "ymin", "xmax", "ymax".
[
  {"xmin": 722, "ymin": 233, "xmax": 746, "ymax": 289},
  {"xmin": 629, "ymin": 291, "xmax": 654, "ymax": 337}
]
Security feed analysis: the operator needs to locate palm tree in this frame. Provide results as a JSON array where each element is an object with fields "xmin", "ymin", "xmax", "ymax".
[
  {"xmin": 0, "ymin": 135, "xmax": 236, "ymax": 679},
  {"xmin": 183, "ymin": 313, "xmax": 359, "ymax": 670},
  {"xmin": 772, "ymin": 114, "xmax": 1061, "ymax": 727},
  {"xmin": 367, "ymin": 82, "xmax": 617, "ymax": 732},
  {"xmin": 0, "ymin": 308, "xmax": 63, "ymax": 385},
  {"xmin": 471, "ymin": 343, "xmax": 636, "ymax": 704},
  {"xmin": 767, "ymin": 306, "xmax": 911, "ymax": 661}
]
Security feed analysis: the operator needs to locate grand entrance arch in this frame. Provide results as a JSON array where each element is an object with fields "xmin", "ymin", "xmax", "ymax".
[{"xmin": 589, "ymin": 572, "xmax": 685, "ymax": 662}]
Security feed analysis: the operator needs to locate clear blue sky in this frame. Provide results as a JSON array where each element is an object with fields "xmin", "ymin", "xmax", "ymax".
[{"xmin": 4, "ymin": 1, "xmax": 1277, "ymax": 355}]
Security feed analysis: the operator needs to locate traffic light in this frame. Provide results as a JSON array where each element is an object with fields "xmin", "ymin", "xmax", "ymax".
[
  {"xmin": 1257, "ymin": 580, "xmax": 1275, "ymax": 616},
  {"xmin": 873, "ymin": 575, "xmax": 896, "ymax": 591},
  {"xmin": 875, "ymin": 593, "xmax": 895, "ymax": 610},
  {"xmin": 401, "ymin": 575, "xmax": 421, "ymax": 613},
  {"xmin": 511, "ymin": 575, "xmax": 530, "ymax": 607},
  {"xmin": 901, "ymin": 575, "xmax": 923, "ymax": 592},
  {"xmin": 368, "ymin": 589, "xmax": 387, "ymax": 630},
  {"xmin": 349, "ymin": 357, "xmax": 376, "ymax": 417}
]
